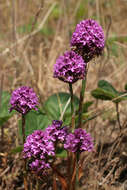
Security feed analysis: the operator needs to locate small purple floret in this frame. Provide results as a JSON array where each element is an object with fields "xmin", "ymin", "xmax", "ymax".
[
  {"xmin": 30, "ymin": 160, "xmax": 50, "ymax": 173},
  {"xmin": 9, "ymin": 86, "xmax": 38, "ymax": 115},
  {"xmin": 71, "ymin": 19, "xmax": 105, "ymax": 62},
  {"xmin": 54, "ymin": 50, "xmax": 86, "ymax": 83},
  {"xmin": 45, "ymin": 120, "xmax": 68, "ymax": 142},
  {"xmin": 64, "ymin": 128, "xmax": 93, "ymax": 153}
]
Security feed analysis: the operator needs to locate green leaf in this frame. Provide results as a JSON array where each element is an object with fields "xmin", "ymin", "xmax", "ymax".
[
  {"xmin": 98, "ymin": 80, "xmax": 118, "ymax": 94},
  {"xmin": 43, "ymin": 92, "xmax": 79, "ymax": 123},
  {"xmin": 91, "ymin": 88, "xmax": 116, "ymax": 101},
  {"xmin": 11, "ymin": 146, "xmax": 23, "ymax": 154},
  {"xmin": 0, "ymin": 91, "xmax": 15, "ymax": 126},
  {"xmin": 62, "ymin": 112, "xmax": 71, "ymax": 126},
  {"xmin": 19, "ymin": 110, "xmax": 52, "ymax": 136},
  {"xmin": 91, "ymin": 80, "xmax": 127, "ymax": 103},
  {"xmin": 19, "ymin": 93, "xmax": 79, "ymax": 137}
]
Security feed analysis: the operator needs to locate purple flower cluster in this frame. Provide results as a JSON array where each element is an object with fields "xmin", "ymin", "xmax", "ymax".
[
  {"xmin": 45, "ymin": 120, "xmax": 68, "ymax": 142},
  {"xmin": 64, "ymin": 128, "xmax": 93, "ymax": 153},
  {"xmin": 71, "ymin": 19, "xmax": 105, "ymax": 62},
  {"xmin": 54, "ymin": 50, "xmax": 86, "ymax": 83},
  {"xmin": 23, "ymin": 121, "xmax": 93, "ymax": 173},
  {"xmin": 23, "ymin": 120, "xmax": 68, "ymax": 173},
  {"xmin": 10, "ymin": 86, "xmax": 38, "ymax": 115}
]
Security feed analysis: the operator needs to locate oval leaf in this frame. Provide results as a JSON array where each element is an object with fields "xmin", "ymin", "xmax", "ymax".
[
  {"xmin": 91, "ymin": 88, "xmax": 116, "ymax": 101},
  {"xmin": 98, "ymin": 80, "xmax": 118, "ymax": 94}
]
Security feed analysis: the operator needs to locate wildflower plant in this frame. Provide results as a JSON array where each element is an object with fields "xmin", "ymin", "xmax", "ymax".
[
  {"xmin": 9, "ymin": 86, "xmax": 39, "ymax": 189},
  {"xmin": 9, "ymin": 18, "xmax": 106, "ymax": 190}
]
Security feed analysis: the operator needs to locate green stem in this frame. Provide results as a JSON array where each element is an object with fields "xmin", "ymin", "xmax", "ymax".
[
  {"xmin": 69, "ymin": 83, "xmax": 74, "ymax": 118},
  {"xmin": 78, "ymin": 79, "xmax": 86, "ymax": 128},
  {"xmin": 22, "ymin": 114, "xmax": 26, "ymax": 144},
  {"xmin": 68, "ymin": 84, "xmax": 75, "ymax": 189},
  {"xmin": 69, "ymin": 83, "xmax": 75, "ymax": 131},
  {"xmin": 22, "ymin": 114, "xmax": 28, "ymax": 190}
]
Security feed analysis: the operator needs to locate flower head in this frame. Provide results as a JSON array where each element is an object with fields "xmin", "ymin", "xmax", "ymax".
[
  {"xmin": 71, "ymin": 19, "xmax": 105, "ymax": 62},
  {"xmin": 23, "ymin": 130, "xmax": 55, "ymax": 173},
  {"xmin": 64, "ymin": 128, "xmax": 93, "ymax": 153},
  {"xmin": 53, "ymin": 50, "xmax": 86, "ymax": 83},
  {"xmin": 9, "ymin": 86, "xmax": 38, "ymax": 115}
]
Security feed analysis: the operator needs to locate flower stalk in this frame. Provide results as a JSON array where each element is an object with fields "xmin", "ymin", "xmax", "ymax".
[
  {"xmin": 69, "ymin": 83, "xmax": 74, "ymax": 118},
  {"xmin": 22, "ymin": 114, "xmax": 26, "ymax": 144},
  {"xmin": 69, "ymin": 83, "xmax": 75, "ymax": 132},
  {"xmin": 21, "ymin": 114, "xmax": 28, "ymax": 190},
  {"xmin": 78, "ymin": 78, "xmax": 87, "ymax": 128}
]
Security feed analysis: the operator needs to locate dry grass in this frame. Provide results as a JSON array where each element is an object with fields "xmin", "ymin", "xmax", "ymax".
[{"xmin": 0, "ymin": 0, "xmax": 127, "ymax": 189}]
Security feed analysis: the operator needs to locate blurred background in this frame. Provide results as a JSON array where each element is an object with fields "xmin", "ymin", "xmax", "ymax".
[{"xmin": 0, "ymin": 0, "xmax": 127, "ymax": 189}]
